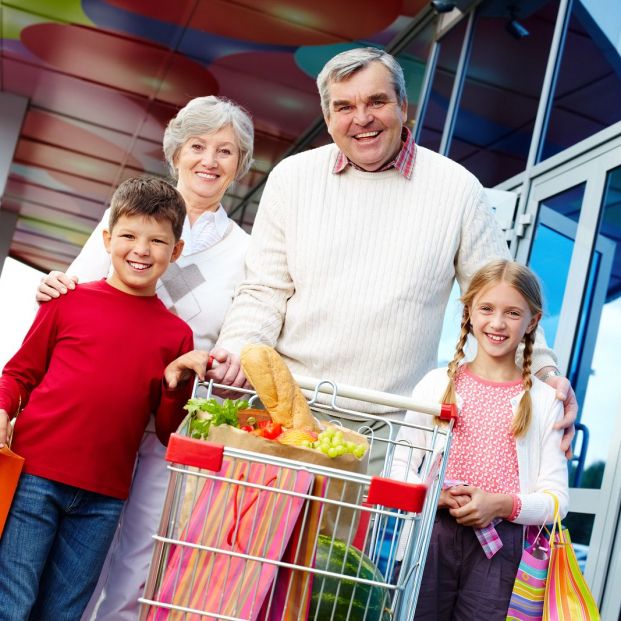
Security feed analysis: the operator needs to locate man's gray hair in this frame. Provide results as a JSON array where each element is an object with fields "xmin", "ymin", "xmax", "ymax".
[
  {"xmin": 316, "ymin": 47, "xmax": 407, "ymax": 118},
  {"xmin": 163, "ymin": 96, "xmax": 254, "ymax": 181}
]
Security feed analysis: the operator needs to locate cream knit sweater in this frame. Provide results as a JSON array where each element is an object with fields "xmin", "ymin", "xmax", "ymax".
[{"xmin": 217, "ymin": 143, "xmax": 556, "ymax": 412}]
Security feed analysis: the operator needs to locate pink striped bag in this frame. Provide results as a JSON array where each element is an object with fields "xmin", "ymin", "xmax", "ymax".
[
  {"xmin": 147, "ymin": 458, "xmax": 314, "ymax": 620},
  {"xmin": 506, "ymin": 526, "xmax": 551, "ymax": 620}
]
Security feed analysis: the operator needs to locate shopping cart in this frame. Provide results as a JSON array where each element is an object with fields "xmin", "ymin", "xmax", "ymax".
[{"xmin": 139, "ymin": 376, "xmax": 457, "ymax": 621}]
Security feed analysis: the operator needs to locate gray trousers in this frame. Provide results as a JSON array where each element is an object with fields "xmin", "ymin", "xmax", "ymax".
[{"xmin": 414, "ymin": 509, "xmax": 522, "ymax": 620}]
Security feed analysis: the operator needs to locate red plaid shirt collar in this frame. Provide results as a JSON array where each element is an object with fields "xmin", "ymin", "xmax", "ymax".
[{"xmin": 332, "ymin": 126, "xmax": 416, "ymax": 180}]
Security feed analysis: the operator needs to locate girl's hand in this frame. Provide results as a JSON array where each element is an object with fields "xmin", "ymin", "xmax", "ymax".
[
  {"xmin": 438, "ymin": 488, "xmax": 471, "ymax": 510},
  {"xmin": 448, "ymin": 486, "xmax": 513, "ymax": 528}
]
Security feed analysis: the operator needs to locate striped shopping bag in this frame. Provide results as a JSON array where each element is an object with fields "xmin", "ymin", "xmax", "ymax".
[
  {"xmin": 148, "ymin": 458, "xmax": 314, "ymax": 621},
  {"xmin": 506, "ymin": 526, "xmax": 550, "ymax": 620},
  {"xmin": 543, "ymin": 514, "xmax": 600, "ymax": 621}
]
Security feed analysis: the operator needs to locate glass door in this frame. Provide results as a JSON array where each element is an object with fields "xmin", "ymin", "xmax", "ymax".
[{"xmin": 521, "ymin": 147, "xmax": 621, "ymax": 613}]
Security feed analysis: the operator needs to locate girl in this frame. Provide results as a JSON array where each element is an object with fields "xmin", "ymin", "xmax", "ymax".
[{"xmin": 392, "ymin": 259, "xmax": 568, "ymax": 620}]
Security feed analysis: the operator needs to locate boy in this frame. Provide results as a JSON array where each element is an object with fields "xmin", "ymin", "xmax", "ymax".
[{"xmin": 0, "ymin": 176, "xmax": 195, "ymax": 621}]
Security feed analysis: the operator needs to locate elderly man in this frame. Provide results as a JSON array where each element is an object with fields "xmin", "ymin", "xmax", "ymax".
[{"xmin": 207, "ymin": 47, "xmax": 576, "ymax": 448}]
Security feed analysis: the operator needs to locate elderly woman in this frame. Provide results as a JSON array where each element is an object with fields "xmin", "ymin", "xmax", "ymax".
[{"xmin": 36, "ymin": 96, "xmax": 254, "ymax": 620}]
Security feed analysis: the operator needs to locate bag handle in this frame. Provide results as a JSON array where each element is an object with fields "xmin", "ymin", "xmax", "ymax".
[
  {"xmin": 527, "ymin": 491, "xmax": 559, "ymax": 548},
  {"xmin": 226, "ymin": 471, "xmax": 278, "ymax": 550},
  {"xmin": 6, "ymin": 396, "xmax": 22, "ymax": 450},
  {"xmin": 542, "ymin": 490, "xmax": 565, "ymax": 547},
  {"xmin": 543, "ymin": 490, "xmax": 559, "ymax": 520}
]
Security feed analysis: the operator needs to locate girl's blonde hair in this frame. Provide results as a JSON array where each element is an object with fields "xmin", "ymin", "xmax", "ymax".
[{"xmin": 441, "ymin": 259, "xmax": 543, "ymax": 438}]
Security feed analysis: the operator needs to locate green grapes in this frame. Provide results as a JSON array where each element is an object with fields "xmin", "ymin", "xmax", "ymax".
[{"xmin": 311, "ymin": 427, "xmax": 367, "ymax": 459}]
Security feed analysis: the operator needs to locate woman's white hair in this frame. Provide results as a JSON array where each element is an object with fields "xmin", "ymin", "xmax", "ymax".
[
  {"xmin": 163, "ymin": 96, "xmax": 254, "ymax": 180},
  {"xmin": 316, "ymin": 47, "xmax": 407, "ymax": 118}
]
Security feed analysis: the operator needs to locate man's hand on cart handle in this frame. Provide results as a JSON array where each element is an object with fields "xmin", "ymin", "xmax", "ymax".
[{"xmin": 206, "ymin": 348, "xmax": 251, "ymax": 397}]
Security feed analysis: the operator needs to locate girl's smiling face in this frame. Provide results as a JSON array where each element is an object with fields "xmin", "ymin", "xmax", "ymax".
[{"xmin": 468, "ymin": 280, "xmax": 541, "ymax": 367}]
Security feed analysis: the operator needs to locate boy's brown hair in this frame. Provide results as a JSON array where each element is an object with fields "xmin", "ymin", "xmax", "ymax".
[{"xmin": 108, "ymin": 176, "xmax": 186, "ymax": 241}]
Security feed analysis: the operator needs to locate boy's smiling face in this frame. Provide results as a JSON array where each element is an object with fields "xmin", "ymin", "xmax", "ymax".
[{"xmin": 103, "ymin": 214, "xmax": 183, "ymax": 296}]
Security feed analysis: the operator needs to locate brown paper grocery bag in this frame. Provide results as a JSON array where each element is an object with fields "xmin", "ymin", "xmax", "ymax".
[{"xmin": 0, "ymin": 445, "xmax": 25, "ymax": 538}]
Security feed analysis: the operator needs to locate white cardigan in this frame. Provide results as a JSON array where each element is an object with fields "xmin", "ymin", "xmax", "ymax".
[
  {"xmin": 391, "ymin": 367, "xmax": 569, "ymax": 525},
  {"xmin": 68, "ymin": 207, "xmax": 248, "ymax": 351}
]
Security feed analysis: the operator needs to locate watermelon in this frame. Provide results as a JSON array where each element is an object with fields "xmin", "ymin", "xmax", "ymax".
[{"xmin": 309, "ymin": 535, "xmax": 391, "ymax": 620}]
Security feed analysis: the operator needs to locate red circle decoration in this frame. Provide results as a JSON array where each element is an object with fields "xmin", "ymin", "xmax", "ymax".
[
  {"xmin": 106, "ymin": 0, "xmax": 403, "ymax": 46},
  {"xmin": 20, "ymin": 22, "xmax": 218, "ymax": 106}
]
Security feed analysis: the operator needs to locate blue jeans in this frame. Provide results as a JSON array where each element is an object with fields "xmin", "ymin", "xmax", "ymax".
[{"xmin": 0, "ymin": 474, "xmax": 124, "ymax": 621}]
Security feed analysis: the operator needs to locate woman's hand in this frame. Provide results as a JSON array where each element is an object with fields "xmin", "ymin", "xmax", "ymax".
[
  {"xmin": 448, "ymin": 486, "xmax": 513, "ymax": 528},
  {"xmin": 164, "ymin": 350, "xmax": 211, "ymax": 389},
  {"xmin": 36, "ymin": 271, "xmax": 79, "ymax": 303}
]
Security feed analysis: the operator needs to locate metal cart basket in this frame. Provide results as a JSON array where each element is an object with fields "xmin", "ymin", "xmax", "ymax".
[{"xmin": 139, "ymin": 375, "xmax": 456, "ymax": 621}]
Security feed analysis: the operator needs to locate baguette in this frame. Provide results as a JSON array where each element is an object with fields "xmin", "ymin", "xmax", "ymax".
[{"xmin": 240, "ymin": 344, "xmax": 317, "ymax": 431}]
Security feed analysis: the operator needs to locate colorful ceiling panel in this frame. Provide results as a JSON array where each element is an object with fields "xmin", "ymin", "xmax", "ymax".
[{"xmin": 1, "ymin": 0, "xmax": 427, "ymax": 272}]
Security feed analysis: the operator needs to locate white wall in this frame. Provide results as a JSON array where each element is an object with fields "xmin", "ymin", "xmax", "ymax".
[{"xmin": 0, "ymin": 258, "xmax": 42, "ymax": 368}]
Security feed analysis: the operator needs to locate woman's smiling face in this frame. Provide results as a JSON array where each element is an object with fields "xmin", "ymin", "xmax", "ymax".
[{"xmin": 174, "ymin": 124, "xmax": 240, "ymax": 211}]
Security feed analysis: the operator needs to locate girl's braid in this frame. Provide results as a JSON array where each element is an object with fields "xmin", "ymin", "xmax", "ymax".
[
  {"xmin": 513, "ymin": 329, "xmax": 535, "ymax": 437},
  {"xmin": 441, "ymin": 310, "xmax": 471, "ymax": 406}
]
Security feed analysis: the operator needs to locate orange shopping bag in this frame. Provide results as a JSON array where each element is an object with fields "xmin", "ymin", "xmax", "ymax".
[{"xmin": 0, "ymin": 445, "xmax": 25, "ymax": 538}]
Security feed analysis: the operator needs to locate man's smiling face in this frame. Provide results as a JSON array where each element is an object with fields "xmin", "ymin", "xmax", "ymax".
[{"xmin": 324, "ymin": 61, "xmax": 407, "ymax": 171}]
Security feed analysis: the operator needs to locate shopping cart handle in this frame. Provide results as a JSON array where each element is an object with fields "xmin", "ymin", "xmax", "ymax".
[
  {"xmin": 206, "ymin": 360, "xmax": 452, "ymax": 418},
  {"xmin": 293, "ymin": 374, "xmax": 449, "ymax": 418}
]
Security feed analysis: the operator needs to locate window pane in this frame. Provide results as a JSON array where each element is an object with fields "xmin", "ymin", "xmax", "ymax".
[
  {"xmin": 449, "ymin": 1, "xmax": 558, "ymax": 186},
  {"xmin": 416, "ymin": 17, "xmax": 467, "ymax": 152},
  {"xmin": 528, "ymin": 184, "xmax": 585, "ymax": 345},
  {"xmin": 396, "ymin": 20, "xmax": 436, "ymax": 125},
  {"xmin": 541, "ymin": 3, "xmax": 621, "ymax": 160},
  {"xmin": 570, "ymin": 165, "xmax": 621, "ymax": 487},
  {"xmin": 562, "ymin": 512, "xmax": 594, "ymax": 570}
]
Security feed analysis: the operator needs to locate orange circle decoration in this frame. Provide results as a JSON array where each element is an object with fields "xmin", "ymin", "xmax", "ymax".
[
  {"xmin": 20, "ymin": 22, "xmax": 218, "ymax": 106},
  {"xmin": 106, "ymin": 0, "xmax": 403, "ymax": 46}
]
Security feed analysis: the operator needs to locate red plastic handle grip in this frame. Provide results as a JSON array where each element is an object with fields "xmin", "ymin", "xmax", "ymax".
[
  {"xmin": 439, "ymin": 403, "xmax": 458, "ymax": 421},
  {"xmin": 367, "ymin": 476, "xmax": 427, "ymax": 513},
  {"xmin": 165, "ymin": 433, "xmax": 224, "ymax": 471}
]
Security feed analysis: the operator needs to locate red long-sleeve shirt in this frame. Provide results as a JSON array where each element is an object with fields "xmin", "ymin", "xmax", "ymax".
[{"xmin": 0, "ymin": 280, "xmax": 194, "ymax": 499}]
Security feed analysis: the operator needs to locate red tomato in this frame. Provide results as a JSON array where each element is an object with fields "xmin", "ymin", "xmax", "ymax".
[{"xmin": 257, "ymin": 421, "xmax": 282, "ymax": 440}]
